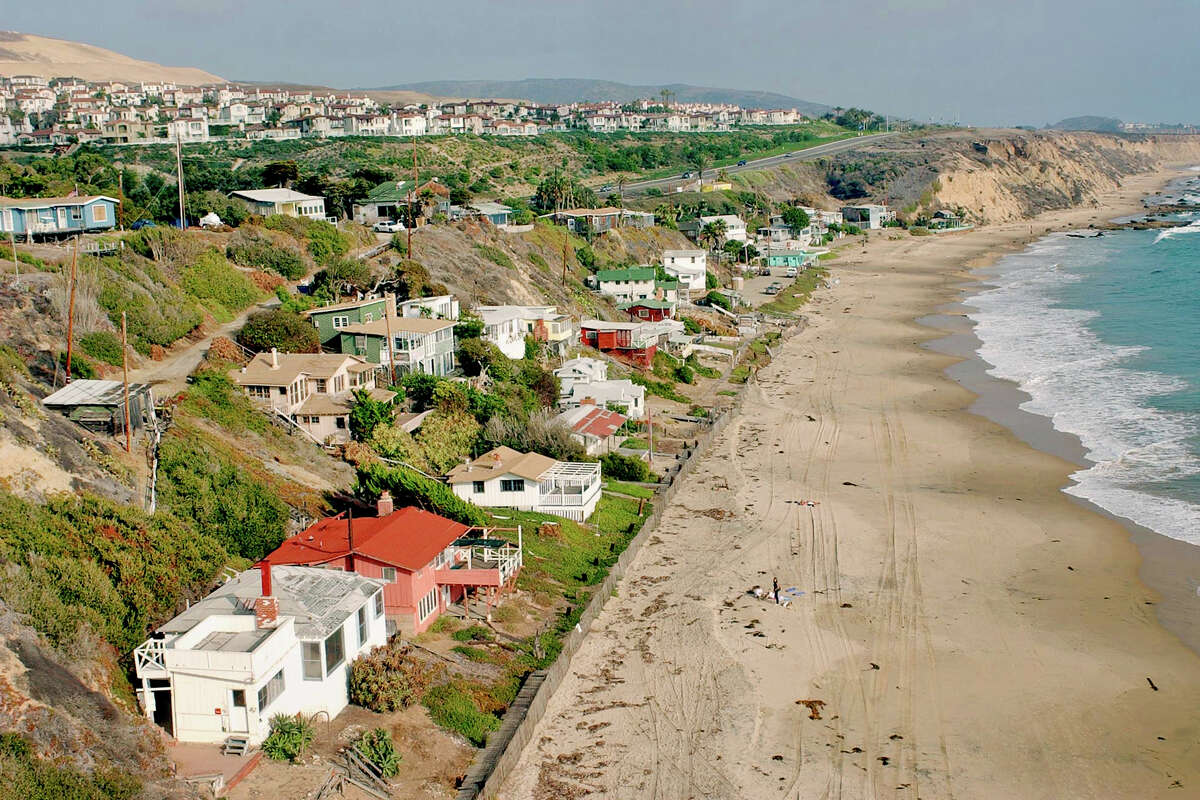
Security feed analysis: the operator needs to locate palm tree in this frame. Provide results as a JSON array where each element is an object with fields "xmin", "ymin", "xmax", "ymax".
[
  {"xmin": 653, "ymin": 203, "xmax": 679, "ymax": 228},
  {"xmin": 701, "ymin": 219, "xmax": 727, "ymax": 251}
]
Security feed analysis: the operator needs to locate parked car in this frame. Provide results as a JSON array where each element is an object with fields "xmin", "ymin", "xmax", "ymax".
[
  {"xmin": 373, "ymin": 220, "xmax": 405, "ymax": 233},
  {"xmin": 736, "ymin": 159, "xmax": 748, "ymax": 166},
  {"xmin": 764, "ymin": 284, "xmax": 780, "ymax": 295},
  {"xmin": 599, "ymin": 184, "xmax": 614, "ymax": 193},
  {"xmin": 757, "ymin": 265, "xmax": 772, "ymax": 276},
  {"xmin": 130, "ymin": 219, "xmax": 157, "ymax": 230},
  {"xmin": 785, "ymin": 266, "xmax": 798, "ymax": 278}
]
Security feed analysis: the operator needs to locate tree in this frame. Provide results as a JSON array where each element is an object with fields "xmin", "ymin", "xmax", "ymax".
[
  {"xmin": 780, "ymin": 205, "xmax": 811, "ymax": 234},
  {"xmin": 453, "ymin": 314, "xmax": 484, "ymax": 341},
  {"xmin": 349, "ymin": 389, "xmax": 393, "ymax": 441},
  {"xmin": 700, "ymin": 219, "xmax": 727, "ymax": 251},
  {"xmin": 237, "ymin": 309, "xmax": 320, "ymax": 353},
  {"xmin": 686, "ymin": 149, "xmax": 711, "ymax": 182},
  {"xmin": 653, "ymin": 203, "xmax": 679, "ymax": 229},
  {"xmin": 262, "ymin": 160, "xmax": 299, "ymax": 188}
]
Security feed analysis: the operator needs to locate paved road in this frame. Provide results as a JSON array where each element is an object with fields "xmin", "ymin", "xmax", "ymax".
[{"xmin": 621, "ymin": 131, "xmax": 899, "ymax": 196}]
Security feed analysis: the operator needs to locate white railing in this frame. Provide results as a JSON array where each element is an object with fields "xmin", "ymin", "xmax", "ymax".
[{"xmin": 134, "ymin": 639, "xmax": 167, "ymax": 675}]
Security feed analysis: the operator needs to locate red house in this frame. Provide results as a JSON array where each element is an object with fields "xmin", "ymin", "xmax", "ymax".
[
  {"xmin": 260, "ymin": 492, "xmax": 522, "ymax": 635},
  {"xmin": 617, "ymin": 299, "xmax": 675, "ymax": 322},
  {"xmin": 579, "ymin": 319, "xmax": 657, "ymax": 368}
]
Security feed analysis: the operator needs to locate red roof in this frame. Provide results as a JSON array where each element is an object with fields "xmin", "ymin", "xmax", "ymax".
[
  {"xmin": 571, "ymin": 406, "xmax": 627, "ymax": 438},
  {"xmin": 262, "ymin": 506, "xmax": 469, "ymax": 572}
]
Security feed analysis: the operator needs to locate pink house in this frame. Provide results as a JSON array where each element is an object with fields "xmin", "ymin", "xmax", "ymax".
[{"xmin": 260, "ymin": 494, "xmax": 522, "ymax": 635}]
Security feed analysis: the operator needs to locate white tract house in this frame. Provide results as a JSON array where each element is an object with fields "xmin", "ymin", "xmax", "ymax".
[
  {"xmin": 134, "ymin": 566, "xmax": 385, "ymax": 745},
  {"xmin": 446, "ymin": 446, "xmax": 602, "ymax": 522}
]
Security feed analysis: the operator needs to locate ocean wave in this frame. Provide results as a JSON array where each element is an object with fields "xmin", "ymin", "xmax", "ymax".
[
  {"xmin": 968, "ymin": 236, "xmax": 1200, "ymax": 544},
  {"xmin": 1153, "ymin": 218, "xmax": 1200, "ymax": 243}
]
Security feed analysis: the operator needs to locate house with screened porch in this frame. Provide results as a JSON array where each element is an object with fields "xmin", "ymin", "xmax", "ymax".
[{"xmin": 446, "ymin": 446, "xmax": 603, "ymax": 522}]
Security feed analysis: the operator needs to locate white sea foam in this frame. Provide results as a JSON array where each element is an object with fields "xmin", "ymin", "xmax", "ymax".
[
  {"xmin": 968, "ymin": 236, "xmax": 1200, "ymax": 544},
  {"xmin": 1153, "ymin": 217, "xmax": 1200, "ymax": 244}
]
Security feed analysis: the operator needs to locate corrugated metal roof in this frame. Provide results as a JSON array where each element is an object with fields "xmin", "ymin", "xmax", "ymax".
[{"xmin": 42, "ymin": 380, "xmax": 152, "ymax": 407}]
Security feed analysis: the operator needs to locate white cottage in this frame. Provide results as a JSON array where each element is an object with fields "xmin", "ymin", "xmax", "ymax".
[
  {"xmin": 446, "ymin": 446, "xmax": 602, "ymax": 522},
  {"xmin": 133, "ymin": 566, "xmax": 385, "ymax": 745}
]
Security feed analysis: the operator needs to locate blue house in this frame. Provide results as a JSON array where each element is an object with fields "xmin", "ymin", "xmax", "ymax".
[
  {"xmin": 0, "ymin": 195, "xmax": 120, "ymax": 240},
  {"xmin": 467, "ymin": 201, "xmax": 513, "ymax": 227},
  {"xmin": 765, "ymin": 252, "xmax": 818, "ymax": 269}
]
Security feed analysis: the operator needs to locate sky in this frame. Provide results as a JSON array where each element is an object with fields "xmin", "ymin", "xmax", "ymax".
[{"xmin": 4, "ymin": 0, "xmax": 1198, "ymax": 127}]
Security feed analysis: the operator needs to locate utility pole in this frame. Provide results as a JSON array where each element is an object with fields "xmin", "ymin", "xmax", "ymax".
[
  {"xmin": 174, "ymin": 132, "xmax": 185, "ymax": 229},
  {"xmin": 118, "ymin": 170, "xmax": 125, "ymax": 232},
  {"xmin": 407, "ymin": 136, "xmax": 417, "ymax": 261},
  {"xmin": 10, "ymin": 232, "xmax": 18, "ymax": 284},
  {"xmin": 64, "ymin": 237, "xmax": 79, "ymax": 383},
  {"xmin": 382, "ymin": 294, "xmax": 396, "ymax": 386},
  {"xmin": 562, "ymin": 229, "xmax": 569, "ymax": 286},
  {"xmin": 121, "ymin": 311, "xmax": 131, "ymax": 453}
]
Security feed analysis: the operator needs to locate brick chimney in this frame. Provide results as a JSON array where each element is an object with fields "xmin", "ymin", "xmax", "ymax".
[
  {"xmin": 254, "ymin": 564, "xmax": 278, "ymax": 629},
  {"xmin": 376, "ymin": 490, "xmax": 393, "ymax": 517}
]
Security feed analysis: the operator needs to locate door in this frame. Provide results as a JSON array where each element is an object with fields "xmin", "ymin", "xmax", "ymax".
[
  {"xmin": 228, "ymin": 688, "xmax": 250, "ymax": 734},
  {"xmin": 56, "ymin": 207, "xmax": 67, "ymax": 230},
  {"xmin": 441, "ymin": 584, "xmax": 451, "ymax": 610}
]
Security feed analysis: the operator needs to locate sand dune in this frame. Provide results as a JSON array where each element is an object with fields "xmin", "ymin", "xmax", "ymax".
[
  {"xmin": 0, "ymin": 31, "xmax": 223, "ymax": 84},
  {"xmin": 500, "ymin": 170, "xmax": 1200, "ymax": 799}
]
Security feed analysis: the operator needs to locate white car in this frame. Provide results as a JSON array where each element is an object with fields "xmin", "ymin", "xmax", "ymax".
[
  {"xmin": 373, "ymin": 220, "xmax": 405, "ymax": 233},
  {"xmin": 785, "ymin": 266, "xmax": 798, "ymax": 278}
]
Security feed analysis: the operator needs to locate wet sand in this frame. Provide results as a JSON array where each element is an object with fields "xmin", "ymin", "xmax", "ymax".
[{"xmin": 500, "ymin": 169, "xmax": 1200, "ymax": 800}]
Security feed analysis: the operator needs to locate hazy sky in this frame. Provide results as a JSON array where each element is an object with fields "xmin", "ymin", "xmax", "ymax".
[{"xmin": 6, "ymin": 0, "xmax": 1198, "ymax": 126}]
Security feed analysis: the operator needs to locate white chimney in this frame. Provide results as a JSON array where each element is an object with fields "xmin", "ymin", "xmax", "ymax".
[{"xmin": 270, "ymin": 348, "xmax": 278, "ymax": 368}]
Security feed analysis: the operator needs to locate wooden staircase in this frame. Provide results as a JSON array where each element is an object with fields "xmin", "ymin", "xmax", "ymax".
[{"xmin": 222, "ymin": 735, "xmax": 251, "ymax": 757}]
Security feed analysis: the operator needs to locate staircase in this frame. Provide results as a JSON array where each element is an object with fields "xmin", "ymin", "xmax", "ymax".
[{"xmin": 222, "ymin": 735, "xmax": 250, "ymax": 757}]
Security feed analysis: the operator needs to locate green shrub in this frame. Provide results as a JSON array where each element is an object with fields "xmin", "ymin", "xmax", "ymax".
[
  {"xmin": 909, "ymin": 226, "xmax": 931, "ymax": 236},
  {"xmin": 705, "ymin": 290, "xmax": 732, "ymax": 312},
  {"xmin": 630, "ymin": 372, "xmax": 689, "ymax": 403},
  {"xmin": 681, "ymin": 316, "xmax": 702, "ymax": 334},
  {"xmin": 528, "ymin": 252, "xmax": 549, "ymax": 271},
  {"xmin": 474, "ymin": 244, "xmax": 514, "ymax": 270},
  {"xmin": 226, "ymin": 232, "xmax": 307, "ymax": 279},
  {"xmin": 0, "ymin": 732, "xmax": 141, "ymax": 800},
  {"xmin": 705, "ymin": 270, "xmax": 719, "ymax": 289},
  {"xmin": 356, "ymin": 463, "xmax": 489, "ymax": 526},
  {"xmin": 78, "ymin": 331, "xmax": 124, "ymax": 367},
  {"xmin": 451, "ymin": 644, "xmax": 497, "ymax": 663},
  {"xmin": 451, "ymin": 625, "xmax": 494, "ymax": 642},
  {"xmin": 354, "ymin": 729, "xmax": 399, "ymax": 778},
  {"xmin": 673, "ymin": 364, "xmax": 695, "ymax": 384},
  {"xmin": 96, "ymin": 280, "xmax": 204, "ymax": 353},
  {"xmin": 685, "ymin": 354, "xmax": 720, "ymax": 379},
  {"xmin": 422, "ymin": 684, "xmax": 500, "ymax": 746},
  {"xmin": 58, "ymin": 351, "xmax": 96, "ymax": 379},
  {"xmin": 261, "ymin": 714, "xmax": 314, "ymax": 763},
  {"xmin": 601, "ymin": 453, "xmax": 651, "ymax": 482},
  {"xmin": 180, "ymin": 250, "xmax": 262, "ymax": 321},
  {"xmin": 236, "ymin": 309, "xmax": 320, "ymax": 353},
  {"xmin": 305, "ymin": 221, "xmax": 350, "ymax": 264},
  {"xmin": 348, "ymin": 643, "xmax": 434, "ymax": 713}
]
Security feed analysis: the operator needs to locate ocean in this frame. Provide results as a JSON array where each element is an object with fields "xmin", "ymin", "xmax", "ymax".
[{"xmin": 967, "ymin": 171, "xmax": 1200, "ymax": 547}]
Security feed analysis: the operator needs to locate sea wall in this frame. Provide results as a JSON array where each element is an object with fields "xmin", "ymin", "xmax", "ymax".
[{"xmin": 454, "ymin": 319, "xmax": 802, "ymax": 800}]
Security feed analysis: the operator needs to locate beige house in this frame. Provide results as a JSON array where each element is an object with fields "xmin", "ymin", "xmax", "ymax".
[
  {"xmin": 229, "ymin": 189, "xmax": 327, "ymax": 221},
  {"xmin": 232, "ymin": 350, "xmax": 393, "ymax": 443}
]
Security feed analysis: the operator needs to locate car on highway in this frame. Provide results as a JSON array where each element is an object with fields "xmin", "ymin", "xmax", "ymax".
[
  {"xmin": 784, "ymin": 152, "xmax": 793, "ymax": 158},
  {"xmin": 681, "ymin": 171, "xmax": 693, "ymax": 179},
  {"xmin": 764, "ymin": 283, "xmax": 781, "ymax": 295},
  {"xmin": 757, "ymin": 265, "xmax": 772, "ymax": 276},
  {"xmin": 599, "ymin": 184, "xmax": 613, "ymax": 193},
  {"xmin": 737, "ymin": 160, "xmax": 747, "ymax": 166},
  {"xmin": 372, "ymin": 220, "xmax": 405, "ymax": 233},
  {"xmin": 785, "ymin": 266, "xmax": 798, "ymax": 278}
]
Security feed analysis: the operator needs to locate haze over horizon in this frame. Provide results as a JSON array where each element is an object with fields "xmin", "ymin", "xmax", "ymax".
[{"xmin": 3, "ymin": 0, "xmax": 1198, "ymax": 128}]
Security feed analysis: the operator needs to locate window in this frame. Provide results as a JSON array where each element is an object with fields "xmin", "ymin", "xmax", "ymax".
[
  {"xmin": 70, "ymin": 206, "xmax": 83, "ymax": 221},
  {"xmin": 381, "ymin": 566, "xmax": 397, "ymax": 582},
  {"xmin": 332, "ymin": 315, "xmax": 350, "ymax": 329},
  {"xmin": 336, "ymin": 417, "xmax": 346, "ymax": 429},
  {"xmin": 301, "ymin": 642, "xmax": 322, "ymax": 680},
  {"xmin": 357, "ymin": 606, "xmax": 368, "ymax": 647},
  {"xmin": 231, "ymin": 689, "xmax": 246, "ymax": 708},
  {"xmin": 257, "ymin": 669, "xmax": 285, "ymax": 710},
  {"xmin": 247, "ymin": 386, "xmax": 271, "ymax": 399},
  {"xmin": 373, "ymin": 590, "xmax": 384, "ymax": 618},
  {"xmin": 418, "ymin": 587, "xmax": 438, "ymax": 621},
  {"xmin": 324, "ymin": 628, "xmax": 345, "ymax": 673},
  {"xmin": 314, "ymin": 378, "xmax": 327, "ymax": 393},
  {"xmin": 94, "ymin": 205, "xmax": 109, "ymax": 222},
  {"xmin": 472, "ymin": 480, "xmax": 485, "ymax": 494},
  {"xmin": 363, "ymin": 312, "xmax": 373, "ymax": 323},
  {"xmin": 500, "ymin": 479, "xmax": 524, "ymax": 493}
]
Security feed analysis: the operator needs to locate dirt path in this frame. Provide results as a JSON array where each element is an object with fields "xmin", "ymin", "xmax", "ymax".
[{"xmin": 498, "ymin": 171, "xmax": 1200, "ymax": 799}]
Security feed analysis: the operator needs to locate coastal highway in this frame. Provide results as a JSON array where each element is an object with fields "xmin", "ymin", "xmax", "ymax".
[{"xmin": 619, "ymin": 131, "xmax": 899, "ymax": 196}]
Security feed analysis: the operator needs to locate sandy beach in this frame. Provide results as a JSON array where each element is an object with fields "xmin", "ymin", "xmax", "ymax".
[{"xmin": 499, "ymin": 168, "xmax": 1200, "ymax": 800}]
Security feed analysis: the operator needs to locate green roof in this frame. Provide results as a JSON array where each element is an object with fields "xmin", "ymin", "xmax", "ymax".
[
  {"xmin": 596, "ymin": 267, "xmax": 656, "ymax": 283},
  {"xmin": 618, "ymin": 299, "xmax": 675, "ymax": 310},
  {"xmin": 656, "ymin": 278, "xmax": 680, "ymax": 290},
  {"xmin": 364, "ymin": 181, "xmax": 413, "ymax": 203}
]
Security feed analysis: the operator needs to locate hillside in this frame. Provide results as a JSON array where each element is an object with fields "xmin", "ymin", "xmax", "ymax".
[
  {"xmin": 0, "ymin": 31, "xmax": 223, "ymax": 84},
  {"xmin": 376, "ymin": 78, "xmax": 831, "ymax": 115}
]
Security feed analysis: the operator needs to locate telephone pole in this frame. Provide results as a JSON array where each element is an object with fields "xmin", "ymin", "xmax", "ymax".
[
  {"xmin": 64, "ymin": 237, "xmax": 79, "ymax": 383},
  {"xmin": 175, "ymin": 133, "xmax": 186, "ymax": 229},
  {"xmin": 121, "ymin": 311, "xmax": 132, "ymax": 453}
]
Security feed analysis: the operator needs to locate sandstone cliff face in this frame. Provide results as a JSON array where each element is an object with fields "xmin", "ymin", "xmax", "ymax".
[{"xmin": 928, "ymin": 132, "xmax": 1200, "ymax": 224}]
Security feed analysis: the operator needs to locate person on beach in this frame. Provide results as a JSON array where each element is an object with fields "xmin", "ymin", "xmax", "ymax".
[{"xmin": 772, "ymin": 577, "xmax": 780, "ymax": 604}]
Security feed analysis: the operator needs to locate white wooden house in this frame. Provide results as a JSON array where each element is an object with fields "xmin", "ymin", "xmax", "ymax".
[
  {"xmin": 446, "ymin": 446, "xmax": 602, "ymax": 522},
  {"xmin": 133, "ymin": 566, "xmax": 385, "ymax": 745}
]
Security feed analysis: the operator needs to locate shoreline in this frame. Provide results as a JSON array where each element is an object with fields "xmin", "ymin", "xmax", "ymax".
[{"xmin": 501, "ymin": 166, "xmax": 1200, "ymax": 799}]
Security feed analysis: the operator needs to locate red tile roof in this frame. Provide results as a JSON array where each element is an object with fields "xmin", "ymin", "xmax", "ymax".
[
  {"xmin": 262, "ymin": 506, "xmax": 469, "ymax": 572},
  {"xmin": 572, "ymin": 406, "xmax": 626, "ymax": 438}
]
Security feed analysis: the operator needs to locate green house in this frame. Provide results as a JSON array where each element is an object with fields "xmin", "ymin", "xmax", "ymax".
[
  {"xmin": 304, "ymin": 296, "xmax": 393, "ymax": 347},
  {"xmin": 336, "ymin": 316, "xmax": 458, "ymax": 376}
]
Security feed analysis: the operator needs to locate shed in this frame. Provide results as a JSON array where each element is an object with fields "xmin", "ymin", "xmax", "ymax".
[{"xmin": 42, "ymin": 379, "xmax": 155, "ymax": 436}]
